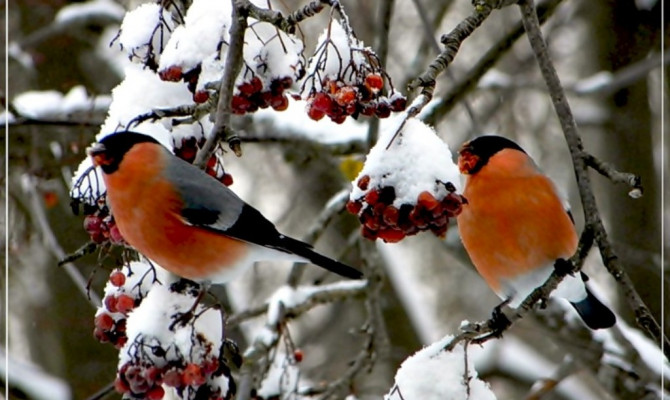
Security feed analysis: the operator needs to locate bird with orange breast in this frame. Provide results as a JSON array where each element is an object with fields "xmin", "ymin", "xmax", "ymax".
[
  {"xmin": 456, "ymin": 135, "xmax": 615, "ymax": 329},
  {"xmin": 87, "ymin": 131, "xmax": 363, "ymax": 284}
]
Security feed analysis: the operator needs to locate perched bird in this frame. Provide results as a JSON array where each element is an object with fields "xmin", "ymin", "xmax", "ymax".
[
  {"xmin": 456, "ymin": 135, "xmax": 615, "ymax": 329},
  {"xmin": 88, "ymin": 131, "xmax": 363, "ymax": 284}
]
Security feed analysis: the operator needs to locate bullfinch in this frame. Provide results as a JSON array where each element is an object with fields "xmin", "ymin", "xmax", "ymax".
[
  {"xmin": 456, "ymin": 135, "xmax": 615, "ymax": 329},
  {"xmin": 88, "ymin": 131, "xmax": 363, "ymax": 284}
]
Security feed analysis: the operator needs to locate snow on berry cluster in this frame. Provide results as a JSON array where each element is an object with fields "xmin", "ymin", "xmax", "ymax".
[
  {"xmin": 111, "ymin": 274, "xmax": 236, "ymax": 400},
  {"xmin": 347, "ymin": 116, "xmax": 464, "ymax": 243},
  {"xmin": 94, "ymin": 262, "xmax": 158, "ymax": 349},
  {"xmin": 302, "ymin": 20, "xmax": 407, "ymax": 123}
]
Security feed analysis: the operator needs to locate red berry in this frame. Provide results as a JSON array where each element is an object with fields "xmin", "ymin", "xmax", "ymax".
[
  {"xmin": 203, "ymin": 358, "xmax": 219, "ymax": 375},
  {"xmin": 231, "ymin": 95, "xmax": 252, "ymax": 114},
  {"xmin": 145, "ymin": 367, "xmax": 162, "ymax": 384},
  {"xmin": 193, "ymin": 90, "xmax": 209, "ymax": 103},
  {"xmin": 357, "ymin": 175, "xmax": 370, "ymax": 191},
  {"xmin": 378, "ymin": 228, "xmax": 405, "ymax": 243},
  {"xmin": 256, "ymin": 91, "xmax": 273, "ymax": 109},
  {"xmin": 375, "ymin": 101, "xmax": 391, "ymax": 118},
  {"xmin": 359, "ymin": 103, "xmax": 376, "ymax": 116},
  {"xmin": 95, "ymin": 313, "xmax": 115, "ymax": 331},
  {"xmin": 163, "ymin": 369, "xmax": 182, "ymax": 387},
  {"xmin": 364, "ymin": 190, "xmax": 379, "ymax": 205},
  {"xmin": 108, "ymin": 224, "xmax": 124, "ymax": 244},
  {"xmin": 94, "ymin": 327, "xmax": 109, "ymax": 343},
  {"xmin": 271, "ymin": 94, "xmax": 289, "ymax": 111},
  {"xmin": 293, "ymin": 349, "xmax": 303, "ymax": 363},
  {"xmin": 116, "ymin": 294, "xmax": 135, "ymax": 314},
  {"xmin": 335, "ymin": 86, "xmax": 356, "ymax": 106},
  {"xmin": 346, "ymin": 200, "xmax": 362, "ymax": 215},
  {"xmin": 176, "ymin": 143, "xmax": 197, "ymax": 163},
  {"xmin": 238, "ymin": 76, "xmax": 263, "ymax": 96},
  {"xmin": 330, "ymin": 113, "xmax": 347, "ymax": 124},
  {"xmin": 417, "ymin": 191, "xmax": 440, "ymax": 211},
  {"xmin": 221, "ymin": 173, "xmax": 234, "ymax": 186},
  {"xmin": 182, "ymin": 363, "xmax": 206, "ymax": 386},
  {"xmin": 442, "ymin": 192, "xmax": 464, "ymax": 216},
  {"xmin": 104, "ymin": 295, "xmax": 118, "ymax": 313},
  {"xmin": 307, "ymin": 104, "xmax": 326, "ymax": 121},
  {"xmin": 159, "ymin": 65, "xmax": 183, "ymax": 82},
  {"xmin": 207, "ymin": 155, "xmax": 217, "ymax": 169},
  {"xmin": 146, "ymin": 385, "xmax": 165, "ymax": 400},
  {"xmin": 361, "ymin": 226, "xmax": 378, "ymax": 240},
  {"xmin": 250, "ymin": 76, "xmax": 263, "ymax": 93},
  {"xmin": 90, "ymin": 231, "xmax": 106, "ymax": 244},
  {"xmin": 109, "ymin": 270, "xmax": 126, "ymax": 287},
  {"xmin": 311, "ymin": 92, "xmax": 333, "ymax": 112},
  {"xmin": 365, "ymin": 73, "xmax": 384, "ymax": 91},
  {"xmin": 390, "ymin": 96, "xmax": 407, "ymax": 111},
  {"xmin": 382, "ymin": 205, "xmax": 399, "ymax": 227},
  {"xmin": 114, "ymin": 335, "xmax": 128, "ymax": 349},
  {"xmin": 84, "ymin": 215, "xmax": 102, "ymax": 234}
]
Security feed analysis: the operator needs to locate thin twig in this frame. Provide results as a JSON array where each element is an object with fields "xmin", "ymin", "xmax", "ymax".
[
  {"xmin": 423, "ymin": 0, "xmax": 562, "ymax": 124},
  {"xmin": 408, "ymin": 0, "xmax": 500, "ymax": 94},
  {"xmin": 583, "ymin": 152, "xmax": 643, "ymax": 198},
  {"xmin": 365, "ymin": 0, "xmax": 395, "ymax": 148},
  {"xmin": 517, "ymin": 0, "xmax": 669, "ymax": 357}
]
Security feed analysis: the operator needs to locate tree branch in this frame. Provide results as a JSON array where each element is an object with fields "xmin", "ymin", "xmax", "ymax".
[
  {"xmin": 194, "ymin": 0, "xmax": 247, "ymax": 165},
  {"xmin": 423, "ymin": 0, "xmax": 562, "ymax": 124}
]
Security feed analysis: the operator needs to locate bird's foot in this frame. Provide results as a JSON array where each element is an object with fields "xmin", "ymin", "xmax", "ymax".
[
  {"xmin": 489, "ymin": 298, "xmax": 512, "ymax": 337},
  {"xmin": 553, "ymin": 258, "xmax": 573, "ymax": 277}
]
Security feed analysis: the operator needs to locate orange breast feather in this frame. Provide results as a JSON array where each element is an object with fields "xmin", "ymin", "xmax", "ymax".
[
  {"xmin": 457, "ymin": 153, "xmax": 577, "ymax": 291},
  {"xmin": 104, "ymin": 143, "xmax": 249, "ymax": 280}
]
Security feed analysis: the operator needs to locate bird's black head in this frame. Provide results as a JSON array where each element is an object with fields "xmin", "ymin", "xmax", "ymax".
[
  {"xmin": 88, "ymin": 131, "xmax": 161, "ymax": 174},
  {"xmin": 458, "ymin": 135, "xmax": 526, "ymax": 175}
]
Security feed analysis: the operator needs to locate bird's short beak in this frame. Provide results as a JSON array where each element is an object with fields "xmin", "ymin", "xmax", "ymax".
[
  {"xmin": 87, "ymin": 143, "xmax": 107, "ymax": 167},
  {"xmin": 457, "ymin": 143, "xmax": 478, "ymax": 174}
]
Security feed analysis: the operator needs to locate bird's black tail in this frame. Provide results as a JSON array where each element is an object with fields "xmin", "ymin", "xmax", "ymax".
[
  {"xmin": 280, "ymin": 235, "xmax": 363, "ymax": 279},
  {"xmin": 276, "ymin": 235, "xmax": 364, "ymax": 279},
  {"xmin": 570, "ymin": 287, "xmax": 616, "ymax": 329}
]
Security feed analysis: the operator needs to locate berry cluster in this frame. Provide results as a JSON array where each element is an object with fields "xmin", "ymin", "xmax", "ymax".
[
  {"xmin": 347, "ymin": 176, "xmax": 465, "ymax": 243},
  {"xmin": 94, "ymin": 269, "xmax": 137, "ymax": 348},
  {"xmin": 84, "ymin": 212, "xmax": 125, "ymax": 245},
  {"xmin": 231, "ymin": 76, "xmax": 292, "ymax": 114},
  {"xmin": 174, "ymin": 137, "xmax": 233, "ymax": 187},
  {"xmin": 115, "ymin": 356, "xmax": 230, "ymax": 400},
  {"xmin": 305, "ymin": 76, "xmax": 406, "ymax": 124}
]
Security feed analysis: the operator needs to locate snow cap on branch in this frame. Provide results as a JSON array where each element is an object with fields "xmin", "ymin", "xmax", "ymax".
[{"xmin": 386, "ymin": 335, "xmax": 496, "ymax": 400}]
